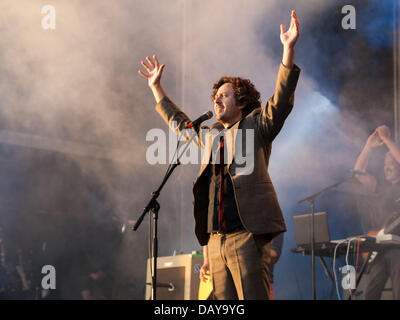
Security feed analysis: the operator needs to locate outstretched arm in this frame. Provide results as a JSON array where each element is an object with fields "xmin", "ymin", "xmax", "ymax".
[
  {"xmin": 280, "ymin": 10, "xmax": 299, "ymax": 69},
  {"xmin": 139, "ymin": 55, "xmax": 206, "ymax": 147},
  {"xmin": 353, "ymin": 130, "xmax": 381, "ymax": 192},
  {"xmin": 258, "ymin": 10, "xmax": 300, "ymax": 141},
  {"xmin": 138, "ymin": 55, "xmax": 166, "ymax": 103}
]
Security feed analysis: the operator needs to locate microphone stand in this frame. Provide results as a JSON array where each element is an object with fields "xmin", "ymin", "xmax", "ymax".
[
  {"xmin": 133, "ymin": 127, "xmax": 198, "ymax": 300},
  {"xmin": 297, "ymin": 173, "xmax": 357, "ymax": 300}
]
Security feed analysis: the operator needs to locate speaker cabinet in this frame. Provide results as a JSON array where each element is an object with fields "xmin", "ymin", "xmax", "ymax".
[{"xmin": 145, "ymin": 253, "xmax": 203, "ymax": 300}]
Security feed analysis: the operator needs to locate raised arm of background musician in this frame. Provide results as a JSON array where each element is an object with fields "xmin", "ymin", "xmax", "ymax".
[
  {"xmin": 353, "ymin": 130, "xmax": 382, "ymax": 192},
  {"xmin": 376, "ymin": 125, "xmax": 400, "ymax": 165}
]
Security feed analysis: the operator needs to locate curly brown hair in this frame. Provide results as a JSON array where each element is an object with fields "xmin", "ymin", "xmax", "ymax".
[{"xmin": 211, "ymin": 77, "xmax": 261, "ymax": 117}]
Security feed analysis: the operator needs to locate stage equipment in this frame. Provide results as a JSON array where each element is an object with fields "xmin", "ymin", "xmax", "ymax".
[{"xmin": 145, "ymin": 252, "xmax": 204, "ymax": 300}]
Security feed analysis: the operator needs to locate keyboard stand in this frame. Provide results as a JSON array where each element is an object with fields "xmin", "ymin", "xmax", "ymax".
[{"xmin": 347, "ymin": 251, "xmax": 372, "ymax": 300}]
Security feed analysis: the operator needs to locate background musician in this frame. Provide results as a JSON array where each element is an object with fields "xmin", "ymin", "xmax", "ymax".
[{"xmin": 353, "ymin": 125, "xmax": 400, "ymax": 299}]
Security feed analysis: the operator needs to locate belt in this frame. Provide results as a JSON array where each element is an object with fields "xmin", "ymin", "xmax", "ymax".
[{"xmin": 210, "ymin": 226, "xmax": 244, "ymax": 236}]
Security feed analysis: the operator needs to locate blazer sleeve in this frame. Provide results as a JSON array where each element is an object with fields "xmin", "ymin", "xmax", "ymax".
[
  {"xmin": 257, "ymin": 63, "xmax": 301, "ymax": 141},
  {"xmin": 155, "ymin": 96, "xmax": 191, "ymax": 133},
  {"xmin": 155, "ymin": 96, "xmax": 207, "ymax": 148}
]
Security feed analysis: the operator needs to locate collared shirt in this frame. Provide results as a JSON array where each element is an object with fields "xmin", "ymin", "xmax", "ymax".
[
  {"xmin": 207, "ymin": 165, "xmax": 243, "ymax": 233},
  {"xmin": 206, "ymin": 124, "xmax": 243, "ymax": 233}
]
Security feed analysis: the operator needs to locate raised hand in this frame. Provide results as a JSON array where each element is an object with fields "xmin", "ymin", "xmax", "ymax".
[
  {"xmin": 280, "ymin": 10, "xmax": 299, "ymax": 49},
  {"xmin": 138, "ymin": 55, "xmax": 165, "ymax": 89},
  {"xmin": 366, "ymin": 130, "xmax": 384, "ymax": 148},
  {"xmin": 375, "ymin": 125, "xmax": 391, "ymax": 141}
]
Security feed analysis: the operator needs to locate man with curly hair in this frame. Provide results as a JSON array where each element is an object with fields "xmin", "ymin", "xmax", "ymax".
[
  {"xmin": 139, "ymin": 10, "xmax": 300, "ymax": 300},
  {"xmin": 211, "ymin": 76, "xmax": 262, "ymax": 120}
]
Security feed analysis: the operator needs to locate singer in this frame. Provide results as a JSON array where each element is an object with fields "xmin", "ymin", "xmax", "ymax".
[{"xmin": 138, "ymin": 10, "xmax": 300, "ymax": 300}]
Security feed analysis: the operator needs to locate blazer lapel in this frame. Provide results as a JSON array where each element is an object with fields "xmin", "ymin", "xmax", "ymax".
[{"xmin": 196, "ymin": 119, "xmax": 242, "ymax": 179}]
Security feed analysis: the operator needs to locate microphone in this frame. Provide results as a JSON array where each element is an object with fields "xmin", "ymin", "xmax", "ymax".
[{"xmin": 186, "ymin": 111, "xmax": 213, "ymax": 129}]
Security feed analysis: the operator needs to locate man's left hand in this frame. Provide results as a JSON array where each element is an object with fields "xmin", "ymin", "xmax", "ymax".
[{"xmin": 280, "ymin": 10, "xmax": 300, "ymax": 49}]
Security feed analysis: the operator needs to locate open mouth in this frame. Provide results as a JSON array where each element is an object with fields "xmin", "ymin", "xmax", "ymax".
[{"xmin": 215, "ymin": 105, "xmax": 224, "ymax": 114}]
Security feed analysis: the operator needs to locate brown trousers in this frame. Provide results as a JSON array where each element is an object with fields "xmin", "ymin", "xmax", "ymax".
[{"xmin": 208, "ymin": 230, "xmax": 271, "ymax": 300}]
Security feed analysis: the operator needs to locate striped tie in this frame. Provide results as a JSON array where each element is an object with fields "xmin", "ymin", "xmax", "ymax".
[{"xmin": 214, "ymin": 135, "xmax": 226, "ymax": 232}]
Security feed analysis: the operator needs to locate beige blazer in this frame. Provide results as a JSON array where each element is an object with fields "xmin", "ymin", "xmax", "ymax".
[{"xmin": 155, "ymin": 63, "xmax": 300, "ymax": 245}]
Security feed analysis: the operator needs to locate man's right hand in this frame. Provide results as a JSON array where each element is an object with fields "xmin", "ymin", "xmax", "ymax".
[
  {"xmin": 138, "ymin": 55, "xmax": 166, "ymax": 103},
  {"xmin": 138, "ymin": 55, "xmax": 165, "ymax": 88}
]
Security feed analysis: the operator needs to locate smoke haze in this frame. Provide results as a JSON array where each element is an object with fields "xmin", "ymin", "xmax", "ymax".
[{"xmin": 0, "ymin": 0, "xmax": 397, "ymax": 299}]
